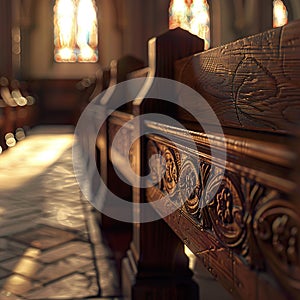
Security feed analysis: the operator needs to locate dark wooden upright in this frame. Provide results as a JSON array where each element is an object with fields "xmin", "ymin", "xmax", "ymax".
[{"xmin": 121, "ymin": 28, "xmax": 204, "ymax": 300}]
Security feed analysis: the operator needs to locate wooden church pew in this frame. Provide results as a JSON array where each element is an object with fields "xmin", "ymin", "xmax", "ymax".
[
  {"xmin": 100, "ymin": 20, "xmax": 300, "ymax": 299},
  {"xmin": 142, "ymin": 21, "xmax": 300, "ymax": 300}
]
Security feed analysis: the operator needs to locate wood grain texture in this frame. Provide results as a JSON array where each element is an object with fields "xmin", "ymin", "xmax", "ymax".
[{"xmin": 175, "ymin": 20, "xmax": 300, "ymax": 134}]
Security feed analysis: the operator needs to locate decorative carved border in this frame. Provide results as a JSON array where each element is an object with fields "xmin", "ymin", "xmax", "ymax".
[{"xmin": 146, "ymin": 137, "xmax": 299, "ymax": 298}]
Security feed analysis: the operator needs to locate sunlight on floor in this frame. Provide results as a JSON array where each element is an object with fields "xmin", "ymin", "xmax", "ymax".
[{"xmin": 0, "ymin": 133, "xmax": 74, "ymax": 191}]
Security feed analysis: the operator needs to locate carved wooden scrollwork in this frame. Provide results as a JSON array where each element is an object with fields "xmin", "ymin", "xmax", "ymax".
[
  {"xmin": 239, "ymin": 178, "xmax": 268, "ymax": 268},
  {"xmin": 179, "ymin": 159, "xmax": 201, "ymax": 217},
  {"xmin": 177, "ymin": 159, "xmax": 213, "ymax": 230},
  {"xmin": 154, "ymin": 144, "xmax": 181, "ymax": 196},
  {"xmin": 146, "ymin": 141, "xmax": 181, "ymax": 197},
  {"xmin": 205, "ymin": 173, "xmax": 246, "ymax": 248},
  {"xmin": 253, "ymin": 201, "xmax": 300, "ymax": 295},
  {"xmin": 163, "ymin": 148, "xmax": 178, "ymax": 194},
  {"xmin": 146, "ymin": 136, "xmax": 300, "ymax": 296}
]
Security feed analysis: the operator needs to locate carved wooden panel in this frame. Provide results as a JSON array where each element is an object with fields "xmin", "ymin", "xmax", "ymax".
[
  {"xmin": 175, "ymin": 19, "xmax": 300, "ymax": 134},
  {"xmin": 146, "ymin": 127, "xmax": 299, "ymax": 299}
]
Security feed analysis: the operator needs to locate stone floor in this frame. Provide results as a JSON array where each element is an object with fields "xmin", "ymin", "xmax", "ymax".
[{"xmin": 0, "ymin": 127, "xmax": 122, "ymax": 300}]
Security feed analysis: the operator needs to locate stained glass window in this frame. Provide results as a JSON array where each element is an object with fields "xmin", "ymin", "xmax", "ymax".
[
  {"xmin": 54, "ymin": 0, "xmax": 98, "ymax": 63},
  {"xmin": 169, "ymin": 0, "xmax": 210, "ymax": 50},
  {"xmin": 273, "ymin": 0, "xmax": 288, "ymax": 28}
]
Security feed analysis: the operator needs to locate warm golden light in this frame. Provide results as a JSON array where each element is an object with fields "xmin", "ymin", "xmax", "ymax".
[
  {"xmin": 273, "ymin": 0, "xmax": 288, "ymax": 28},
  {"xmin": 169, "ymin": 0, "xmax": 189, "ymax": 31},
  {"xmin": 11, "ymin": 90, "xmax": 27, "ymax": 106},
  {"xmin": 54, "ymin": 0, "xmax": 98, "ymax": 63},
  {"xmin": 1, "ymin": 248, "xmax": 41, "ymax": 294},
  {"xmin": 190, "ymin": 0, "xmax": 210, "ymax": 49},
  {"xmin": 56, "ymin": 47, "xmax": 76, "ymax": 62},
  {"xmin": 56, "ymin": 0, "xmax": 75, "ymax": 46},
  {"xmin": 77, "ymin": 0, "xmax": 98, "ymax": 47},
  {"xmin": 15, "ymin": 128, "xmax": 26, "ymax": 141},
  {"xmin": 169, "ymin": 0, "xmax": 210, "ymax": 50},
  {"xmin": 0, "ymin": 134, "xmax": 73, "ymax": 191},
  {"xmin": 184, "ymin": 245, "xmax": 197, "ymax": 269},
  {"xmin": 6, "ymin": 138, "xmax": 16, "ymax": 148},
  {"xmin": 54, "ymin": 0, "xmax": 76, "ymax": 62},
  {"xmin": 5, "ymin": 133, "xmax": 16, "ymax": 148},
  {"xmin": 78, "ymin": 46, "xmax": 96, "ymax": 62},
  {"xmin": 1, "ymin": 87, "xmax": 17, "ymax": 107}
]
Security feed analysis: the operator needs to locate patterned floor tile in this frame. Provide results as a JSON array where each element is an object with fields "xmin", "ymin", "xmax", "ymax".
[
  {"xmin": 10, "ymin": 225, "xmax": 76, "ymax": 250},
  {"xmin": 0, "ymin": 290, "xmax": 22, "ymax": 300},
  {"xmin": 0, "ymin": 251, "xmax": 17, "ymax": 263},
  {"xmin": 0, "ymin": 274, "xmax": 41, "ymax": 296},
  {"xmin": 1, "ymin": 257, "xmax": 43, "ymax": 279},
  {"xmin": 0, "ymin": 129, "xmax": 121, "ymax": 299},
  {"xmin": 96, "ymin": 259, "xmax": 121, "ymax": 297},
  {"xmin": 0, "ymin": 207, "xmax": 41, "ymax": 219},
  {"xmin": 31, "ymin": 255, "xmax": 92, "ymax": 283},
  {"xmin": 0, "ymin": 223, "xmax": 37, "ymax": 238},
  {"xmin": 24, "ymin": 272, "xmax": 99, "ymax": 299},
  {"xmin": 0, "ymin": 268, "xmax": 10, "ymax": 280},
  {"xmin": 0, "ymin": 212, "xmax": 42, "ymax": 228},
  {"xmin": 36, "ymin": 241, "xmax": 93, "ymax": 263}
]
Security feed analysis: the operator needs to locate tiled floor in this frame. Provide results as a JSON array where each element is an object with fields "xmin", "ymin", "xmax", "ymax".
[{"xmin": 0, "ymin": 127, "xmax": 122, "ymax": 300}]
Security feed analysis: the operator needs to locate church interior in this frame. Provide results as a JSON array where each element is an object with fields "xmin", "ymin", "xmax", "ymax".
[{"xmin": 0, "ymin": 0, "xmax": 300, "ymax": 299}]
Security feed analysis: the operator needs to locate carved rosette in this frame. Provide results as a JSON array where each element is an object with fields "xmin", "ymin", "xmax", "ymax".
[
  {"xmin": 253, "ymin": 201, "xmax": 300, "ymax": 295},
  {"xmin": 146, "ymin": 141, "xmax": 181, "ymax": 197},
  {"xmin": 205, "ymin": 173, "xmax": 245, "ymax": 248},
  {"xmin": 160, "ymin": 145, "xmax": 180, "ymax": 196},
  {"xmin": 179, "ymin": 159, "xmax": 201, "ymax": 217}
]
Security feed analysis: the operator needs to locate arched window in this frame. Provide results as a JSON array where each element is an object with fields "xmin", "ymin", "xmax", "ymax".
[
  {"xmin": 54, "ymin": 0, "xmax": 98, "ymax": 63},
  {"xmin": 273, "ymin": 0, "xmax": 288, "ymax": 28},
  {"xmin": 169, "ymin": 0, "xmax": 210, "ymax": 50}
]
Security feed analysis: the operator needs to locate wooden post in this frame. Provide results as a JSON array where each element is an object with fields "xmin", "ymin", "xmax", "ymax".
[{"xmin": 122, "ymin": 28, "xmax": 204, "ymax": 300}]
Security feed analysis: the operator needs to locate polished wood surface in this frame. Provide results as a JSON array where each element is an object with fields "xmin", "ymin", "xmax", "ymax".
[
  {"xmin": 102, "ymin": 23, "xmax": 300, "ymax": 299},
  {"xmin": 175, "ymin": 19, "xmax": 300, "ymax": 134}
]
